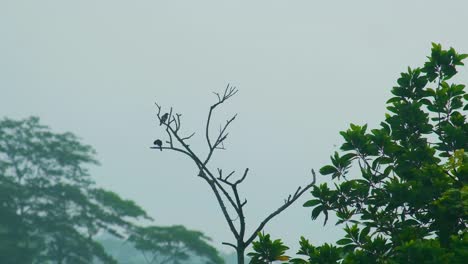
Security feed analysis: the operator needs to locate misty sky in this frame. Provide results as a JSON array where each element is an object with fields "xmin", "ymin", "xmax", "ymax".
[{"xmin": 1, "ymin": 0, "xmax": 468, "ymax": 254}]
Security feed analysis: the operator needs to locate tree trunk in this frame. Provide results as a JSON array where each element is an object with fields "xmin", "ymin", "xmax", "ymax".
[{"xmin": 237, "ymin": 246, "xmax": 245, "ymax": 264}]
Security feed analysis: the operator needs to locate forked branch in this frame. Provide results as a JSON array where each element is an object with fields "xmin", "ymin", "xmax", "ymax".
[{"xmin": 206, "ymin": 84, "xmax": 238, "ymax": 149}]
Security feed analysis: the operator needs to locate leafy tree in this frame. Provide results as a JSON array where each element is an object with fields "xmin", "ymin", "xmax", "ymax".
[
  {"xmin": 0, "ymin": 117, "xmax": 150, "ymax": 263},
  {"xmin": 129, "ymin": 225, "xmax": 224, "ymax": 264},
  {"xmin": 151, "ymin": 86, "xmax": 317, "ymax": 263},
  {"xmin": 248, "ymin": 43, "xmax": 468, "ymax": 263}
]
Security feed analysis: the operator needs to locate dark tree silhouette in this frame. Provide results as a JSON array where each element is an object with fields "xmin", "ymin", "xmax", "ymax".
[{"xmin": 150, "ymin": 86, "xmax": 316, "ymax": 263}]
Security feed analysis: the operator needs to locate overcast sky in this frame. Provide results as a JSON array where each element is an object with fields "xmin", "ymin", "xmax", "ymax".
[{"xmin": 1, "ymin": 0, "xmax": 468, "ymax": 254}]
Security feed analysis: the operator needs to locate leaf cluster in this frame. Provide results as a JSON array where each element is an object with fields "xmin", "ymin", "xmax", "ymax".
[{"xmin": 247, "ymin": 232, "xmax": 290, "ymax": 264}]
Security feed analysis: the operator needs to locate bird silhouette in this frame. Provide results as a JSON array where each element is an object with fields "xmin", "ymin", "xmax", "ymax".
[
  {"xmin": 160, "ymin": 113, "xmax": 169, "ymax": 126},
  {"xmin": 153, "ymin": 139, "xmax": 163, "ymax": 151}
]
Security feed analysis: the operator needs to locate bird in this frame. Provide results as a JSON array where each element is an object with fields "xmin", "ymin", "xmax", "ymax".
[
  {"xmin": 160, "ymin": 113, "xmax": 169, "ymax": 126},
  {"xmin": 153, "ymin": 139, "xmax": 163, "ymax": 151}
]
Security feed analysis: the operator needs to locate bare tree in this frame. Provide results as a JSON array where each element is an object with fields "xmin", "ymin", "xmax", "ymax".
[{"xmin": 151, "ymin": 85, "xmax": 316, "ymax": 264}]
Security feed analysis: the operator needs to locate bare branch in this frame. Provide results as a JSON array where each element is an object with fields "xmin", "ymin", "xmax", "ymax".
[
  {"xmin": 226, "ymin": 171, "xmax": 235, "ymax": 181},
  {"xmin": 170, "ymin": 126, "xmax": 242, "ymax": 233},
  {"xmin": 166, "ymin": 128, "xmax": 174, "ymax": 148},
  {"xmin": 222, "ymin": 242, "xmax": 237, "ymax": 250},
  {"xmin": 167, "ymin": 107, "xmax": 174, "ymax": 127},
  {"xmin": 154, "ymin": 102, "xmax": 164, "ymax": 115},
  {"xmin": 180, "ymin": 132, "xmax": 195, "ymax": 141},
  {"xmin": 245, "ymin": 169, "xmax": 317, "ymax": 246},
  {"xmin": 174, "ymin": 113, "xmax": 182, "ymax": 132},
  {"xmin": 206, "ymin": 85, "xmax": 238, "ymax": 150},
  {"xmin": 150, "ymin": 146, "xmax": 193, "ymax": 160},
  {"xmin": 154, "ymin": 95, "xmax": 242, "ymax": 240},
  {"xmin": 213, "ymin": 92, "xmax": 221, "ymax": 102},
  {"xmin": 234, "ymin": 168, "xmax": 249, "ymax": 185},
  {"xmin": 213, "ymin": 114, "xmax": 237, "ymax": 149},
  {"xmin": 293, "ymin": 186, "xmax": 302, "ymax": 198},
  {"xmin": 206, "ymin": 180, "xmax": 240, "ymax": 239},
  {"xmin": 217, "ymin": 169, "xmax": 236, "ymax": 183},
  {"xmin": 241, "ymin": 199, "xmax": 247, "ymax": 207}
]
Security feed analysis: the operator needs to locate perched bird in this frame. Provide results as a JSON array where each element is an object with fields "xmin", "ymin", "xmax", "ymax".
[
  {"xmin": 153, "ymin": 139, "xmax": 163, "ymax": 151},
  {"xmin": 160, "ymin": 113, "xmax": 169, "ymax": 126}
]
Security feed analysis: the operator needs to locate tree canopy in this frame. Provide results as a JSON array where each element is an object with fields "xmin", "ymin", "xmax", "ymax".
[
  {"xmin": 249, "ymin": 43, "xmax": 468, "ymax": 263},
  {"xmin": 0, "ymin": 117, "xmax": 150, "ymax": 263}
]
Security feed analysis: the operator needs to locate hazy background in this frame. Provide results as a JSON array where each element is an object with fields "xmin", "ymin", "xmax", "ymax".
[{"xmin": 1, "ymin": 0, "xmax": 467, "ymax": 254}]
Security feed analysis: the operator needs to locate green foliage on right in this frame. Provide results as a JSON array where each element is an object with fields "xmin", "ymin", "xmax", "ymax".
[{"xmin": 249, "ymin": 43, "xmax": 468, "ymax": 263}]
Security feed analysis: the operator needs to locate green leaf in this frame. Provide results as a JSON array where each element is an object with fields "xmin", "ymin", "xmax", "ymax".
[
  {"xmin": 311, "ymin": 205, "xmax": 324, "ymax": 220},
  {"xmin": 336, "ymin": 238, "xmax": 353, "ymax": 245},
  {"xmin": 319, "ymin": 165, "xmax": 338, "ymax": 175},
  {"xmin": 458, "ymin": 53, "xmax": 468, "ymax": 60},
  {"xmin": 303, "ymin": 199, "xmax": 321, "ymax": 207}
]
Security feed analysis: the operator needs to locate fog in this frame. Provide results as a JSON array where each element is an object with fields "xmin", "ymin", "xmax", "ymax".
[{"xmin": 1, "ymin": 0, "xmax": 467, "ymax": 254}]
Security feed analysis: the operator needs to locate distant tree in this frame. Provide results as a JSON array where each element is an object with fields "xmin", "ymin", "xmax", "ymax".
[
  {"xmin": 151, "ymin": 86, "xmax": 317, "ymax": 263},
  {"xmin": 0, "ymin": 117, "xmax": 151, "ymax": 263},
  {"xmin": 249, "ymin": 43, "xmax": 468, "ymax": 263},
  {"xmin": 0, "ymin": 177, "xmax": 39, "ymax": 263},
  {"xmin": 129, "ymin": 225, "xmax": 224, "ymax": 264}
]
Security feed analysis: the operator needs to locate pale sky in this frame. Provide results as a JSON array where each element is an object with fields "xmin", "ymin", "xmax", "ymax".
[{"xmin": 1, "ymin": 0, "xmax": 468, "ymax": 255}]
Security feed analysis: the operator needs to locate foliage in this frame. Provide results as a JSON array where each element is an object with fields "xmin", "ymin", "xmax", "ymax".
[
  {"xmin": 299, "ymin": 43, "xmax": 468, "ymax": 263},
  {"xmin": 129, "ymin": 225, "xmax": 225, "ymax": 264},
  {"xmin": 288, "ymin": 237, "xmax": 342, "ymax": 264},
  {"xmin": 0, "ymin": 117, "xmax": 150, "ymax": 263},
  {"xmin": 247, "ymin": 232, "xmax": 289, "ymax": 264},
  {"xmin": 248, "ymin": 44, "xmax": 468, "ymax": 263}
]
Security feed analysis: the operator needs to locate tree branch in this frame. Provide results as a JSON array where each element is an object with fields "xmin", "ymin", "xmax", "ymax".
[
  {"xmin": 245, "ymin": 169, "xmax": 317, "ymax": 246},
  {"xmin": 222, "ymin": 242, "xmax": 237, "ymax": 250}
]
